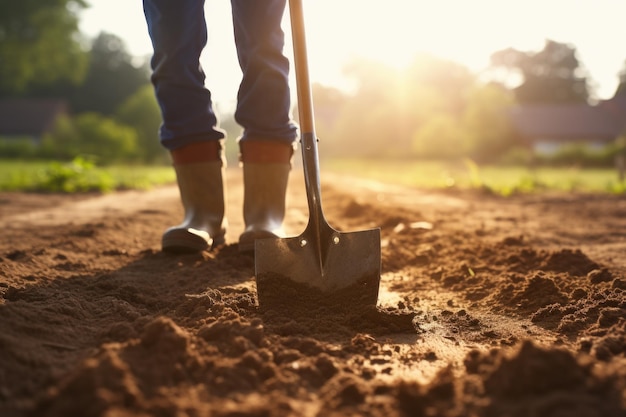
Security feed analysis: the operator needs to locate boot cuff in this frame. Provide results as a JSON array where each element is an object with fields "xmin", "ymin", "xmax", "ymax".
[
  {"xmin": 171, "ymin": 140, "xmax": 223, "ymax": 165},
  {"xmin": 239, "ymin": 140, "xmax": 294, "ymax": 164}
]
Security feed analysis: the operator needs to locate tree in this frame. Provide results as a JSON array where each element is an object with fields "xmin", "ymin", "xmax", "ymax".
[
  {"xmin": 0, "ymin": 0, "xmax": 88, "ymax": 95},
  {"xmin": 71, "ymin": 32, "xmax": 151, "ymax": 115},
  {"xmin": 41, "ymin": 113, "xmax": 138, "ymax": 164},
  {"xmin": 462, "ymin": 83, "xmax": 516, "ymax": 162},
  {"xmin": 116, "ymin": 85, "xmax": 167, "ymax": 163},
  {"xmin": 616, "ymin": 59, "xmax": 626, "ymax": 96},
  {"xmin": 490, "ymin": 40, "xmax": 590, "ymax": 104},
  {"xmin": 412, "ymin": 114, "xmax": 468, "ymax": 159},
  {"xmin": 404, "ymin": 53, "xmax": 475, "ymax": 119}
]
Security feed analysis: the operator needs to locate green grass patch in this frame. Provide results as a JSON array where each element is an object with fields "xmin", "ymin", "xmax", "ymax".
[
  {"xmin": 0, "ymin": 158, "xmax": 176, "ymax": 193},
  {"xmin": 323, "ymin": 158, "xmax": 626, "ymax": 195},
  {"xmin": 4, "ymin": 157, "xmax": 625, "ymax": 195}
]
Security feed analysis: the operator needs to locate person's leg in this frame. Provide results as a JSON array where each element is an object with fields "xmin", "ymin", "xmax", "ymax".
[
  {"xmin": 231, "ymin": 0, "xmax": 297, "ymax": 252},
  {"xmin": 143, "ymin": 0, "xmax": 226, "ymax": 252},
  {"xmin": 231, "ymin": 0, "xmax": 297, "ymax": 144},
  {"xmin": 144, "ymin": 0, "xmax": 225, "ymax": 150}
]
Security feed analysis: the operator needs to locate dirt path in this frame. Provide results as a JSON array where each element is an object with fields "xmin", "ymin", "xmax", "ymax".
[{"xmin": 1, "ymin": 169, "xmax": 625, "ymax": 416}]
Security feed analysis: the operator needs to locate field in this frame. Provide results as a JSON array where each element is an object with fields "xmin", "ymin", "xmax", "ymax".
[
  {"xmin": 323, "ymin": 159, "xmax": 626, "ymax": 195},
  {"xmin": 0, "ymin": 159, "xmax": 176, "ymax": 192},
  {"xmin": 3, "ymin": 158, "xmax": 626, "ymax": 194},
  {"xmin": 1, "ymin": 167, "xmax": 625, "ymax": 416}
]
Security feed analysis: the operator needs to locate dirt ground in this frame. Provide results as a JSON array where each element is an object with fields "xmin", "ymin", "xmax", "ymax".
[{"xmin": 1, "ymin": 168, "xmax": 626, "ymax": 417}]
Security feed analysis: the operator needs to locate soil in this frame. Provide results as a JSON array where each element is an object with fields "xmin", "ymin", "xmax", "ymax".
[{"xmin": 1, "ymin": 169, "xmax": 626, "ymax": 417}]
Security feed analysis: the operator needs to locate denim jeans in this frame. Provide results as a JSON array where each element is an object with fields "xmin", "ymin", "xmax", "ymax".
[{"xmin": 143, "ymin": 0, "xmax": 297, "ymax": 151}]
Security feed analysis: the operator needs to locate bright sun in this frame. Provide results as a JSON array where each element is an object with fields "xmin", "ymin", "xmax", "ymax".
[
  {"xmin": 298, "ymin": 0, "xmax": 530, "ymax": 87},
  {"xmin": 298, "ymin": 0, "xmax": 625, "ymax": 99},
  {"xmin": 307, "ymin": 0, "xmax": 579, "ymax": 69}
]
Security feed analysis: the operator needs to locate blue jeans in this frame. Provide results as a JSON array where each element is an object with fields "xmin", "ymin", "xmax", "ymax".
[{"xmin": 143, "ymin": 0, "xmax": 297, "ymax": 150}]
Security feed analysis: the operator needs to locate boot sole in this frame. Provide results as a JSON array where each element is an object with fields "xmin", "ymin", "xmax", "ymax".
[
  {"xmin": 162, "ymin": 229, "xmax": 225, "ymax": 253},
  {"xmin": 238, "ymin": 230, "xmax": 279, "ymax": 253}
]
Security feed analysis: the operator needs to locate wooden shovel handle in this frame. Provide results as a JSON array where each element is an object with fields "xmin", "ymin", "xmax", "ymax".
[{"xmin": 289, "ymin": 0, "xmax": 315, "ymax": 135}]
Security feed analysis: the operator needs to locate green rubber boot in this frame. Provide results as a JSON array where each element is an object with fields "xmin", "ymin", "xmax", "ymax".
[
  {"xmin": 238, "ymin": 140, "xmax": 293, "ymax": 253},
  {"xmin": 162, "ymin": 142, "xmax": 227, "ymax": 253}
]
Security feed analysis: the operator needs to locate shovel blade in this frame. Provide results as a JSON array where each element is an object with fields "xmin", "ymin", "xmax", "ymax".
[{"xmin": 255, "ymin": 228, "xmax": 381, "ymax": 309}]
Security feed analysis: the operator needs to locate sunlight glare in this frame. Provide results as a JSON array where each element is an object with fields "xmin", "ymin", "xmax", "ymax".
[
  {"xmin": 300, "ymin": 0, "xmax": 625, "ymax": 99},
  {"xmin": 80, "ymin": 0, "xmax": 626, "ymax": 101}
]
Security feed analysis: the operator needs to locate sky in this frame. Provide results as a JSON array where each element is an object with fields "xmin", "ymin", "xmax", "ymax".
[{"xmin": 79, "ymin": 0, "xmax": 626, "ymax": 104}]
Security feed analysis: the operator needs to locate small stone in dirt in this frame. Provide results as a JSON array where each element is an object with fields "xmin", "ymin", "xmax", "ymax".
[
  {"xmin": 6, "ymin": 250, "xmax": 26, "ymax": 261},
  {"xmin": 597, "ymin": 308, "xmax": 624, "ymax": 328},
  {"xmin": 571, "ymin": 288, "xmax": 588, "ymax": 300},
  {"xmin": 611, "ymin": 278, "xmax": 626, "ymax": 290},
  {"xmin": 502, "ymin": 235, "xmax": 524, "ymax": 245},
  {"xmin": 588, "ymin": 268, "xmax": 614, "ymax": 284}
]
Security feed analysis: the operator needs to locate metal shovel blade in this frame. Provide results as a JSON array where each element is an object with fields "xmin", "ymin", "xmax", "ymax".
[
  {"xmin": 255, "ymin": 225, "xmax": 381, "ymax": 309},
  {"xmin": 254, "ymin": 0, "xmax": 381, "ymax": 310}
]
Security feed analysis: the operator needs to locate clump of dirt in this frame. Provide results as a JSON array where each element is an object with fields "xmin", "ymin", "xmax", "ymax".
[
  {"xmin": 469, "ymin": 341, "xmax": 626, "ymax": 417},
  {"xmin": 495, "ymin": 272, "xmax": 570, "ymax": 314},
  {"xmin": 539, "ymin": 249, "xmax": 600, "ymax": 276}
]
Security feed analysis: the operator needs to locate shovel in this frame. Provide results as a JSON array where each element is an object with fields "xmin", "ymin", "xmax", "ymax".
[{"xmin": 255, "ymin": 0, "xmax": 381, "ymax": 309}]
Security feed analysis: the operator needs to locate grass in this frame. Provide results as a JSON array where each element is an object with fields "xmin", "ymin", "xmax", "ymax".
[
  {"xmin": 322, "ymin": 158, "xmax": 626, "ymax": 195},
  {"xmin": 2, "ymin": 157, "xmax": 625, "ymax": 195},
  {"xmin": 0, "ymin": 158, "xmax": 176, "ymax": 192}
]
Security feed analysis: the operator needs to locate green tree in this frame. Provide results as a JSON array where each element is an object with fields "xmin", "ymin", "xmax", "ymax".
[
  {"xmin": 412, "ymin": 114, "xmax": 467, "ymax": 159},
  {"xmin": 616, "ymin": 59, "xmax": 626, "ymax": 96},
  {"xmin": 490, "ymin": 40, "xmax": 590, "ymax": 104},
  {"xmin": 404, "ymin": 53, "xmax": 475, "ymax": 119},
  {"xmin": 116, "ymin": 85, "xmax": 166, "ymax": 163},
  {"xmin": 71, "ymin": 32, "xmax": 151, "ymax": 115},
  {"xmin": 0, "ymin": 0, "xmax": 88, "ymax": 94},
  {"xmin": 462, "ymin": 83, "xmax": 516, "ymax": 162},
  {"xmin": 41, "ymin": 113, "xmax": 138, "ymax": 164}
]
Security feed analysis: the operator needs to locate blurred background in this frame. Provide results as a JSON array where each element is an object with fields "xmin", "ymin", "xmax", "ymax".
[{"xmin": 1, "ymin": 0, "xmax": 626, "ymax": 193}]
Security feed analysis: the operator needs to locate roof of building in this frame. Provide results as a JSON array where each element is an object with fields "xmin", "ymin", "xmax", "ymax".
[
  {"xmin": 509, "ymin": 92, "xmax": 626, "ymax": 143},
  {"xmin": 0, "ymin": 98, "xmax": 67, "ymax": 137}
]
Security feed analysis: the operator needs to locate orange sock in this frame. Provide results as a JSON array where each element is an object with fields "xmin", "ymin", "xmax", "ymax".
[
  {"xmin": 170, "ymin": 141, "xmax": 221, "ymax": 165},
  {"xmin": 239, "ymin": 140, "xmax": 294, "ymax": 164}
]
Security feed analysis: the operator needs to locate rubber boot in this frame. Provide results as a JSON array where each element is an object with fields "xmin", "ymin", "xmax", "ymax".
[
  {"xmin": 238, "ymin": 140, "xmax": 293, "ymax": 253},
  {"xmin": 162, "ymin": 141, "xmax": 226, "ymax": 253}
]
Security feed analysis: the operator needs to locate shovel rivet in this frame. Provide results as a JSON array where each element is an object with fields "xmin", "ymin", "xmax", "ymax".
[
  {"xmin": 333, "ymin": 236, "xmax": 340, "ymax": 245},
  {"xmin": 300, "ymin": 239, "xmax": 307, "ymax": 247}
]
